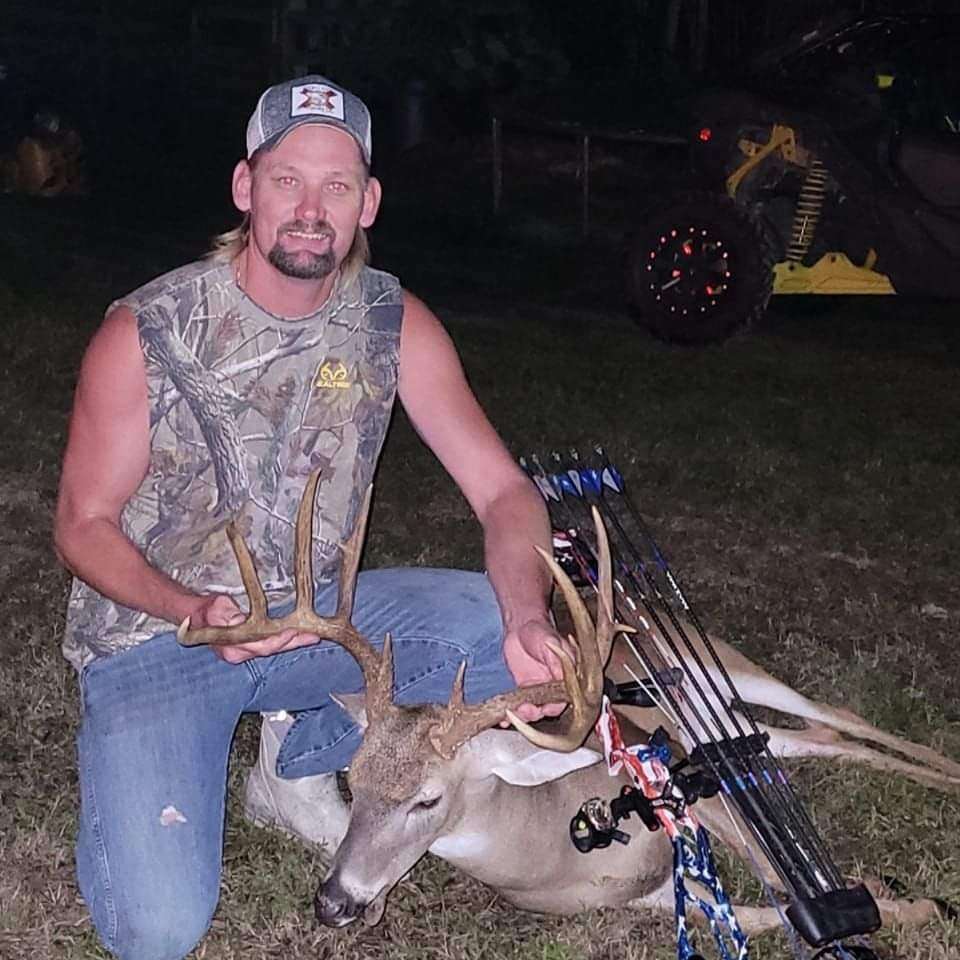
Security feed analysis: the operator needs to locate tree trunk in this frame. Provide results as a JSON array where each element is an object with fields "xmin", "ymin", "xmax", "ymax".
[
  {"xmin": 139, "ymin": 306, "xmax": 250, "ymax": 517},
  {"xmin": 694, "ymin": 0, "xmax": 709, "ymax": 74},
  {"xmin": 663, "ymin": 0, "xmax": 682, "ymax": 55}
]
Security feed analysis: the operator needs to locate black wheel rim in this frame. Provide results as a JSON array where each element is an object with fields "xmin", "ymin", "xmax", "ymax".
[{"xmin": 641, "ymin": 224, "xmax": 734, "ymax": 319}]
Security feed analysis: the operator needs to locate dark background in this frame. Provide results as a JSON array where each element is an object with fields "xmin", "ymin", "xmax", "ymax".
[
  {"xmin": 2, "ymin": 0, "xmax": 954, "ymax": 231},
  {"xmin": 2, "ymin": 0, "xmax": 958, "ymax": 322}
]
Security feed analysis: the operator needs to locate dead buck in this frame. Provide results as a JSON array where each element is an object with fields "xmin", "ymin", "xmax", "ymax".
[{"xmin": 179, "ymin": 469, "xmax": 960, "ymax": 935}]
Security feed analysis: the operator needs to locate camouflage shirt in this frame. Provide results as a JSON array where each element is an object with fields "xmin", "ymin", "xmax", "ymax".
[{"xmin": 62, "ymin": 258, "xmax": 403, "ymax": 671}]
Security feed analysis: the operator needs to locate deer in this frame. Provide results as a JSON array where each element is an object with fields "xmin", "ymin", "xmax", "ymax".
[{"xmin": 178, "ymin": 468, "xmax": 960, "ymax": 939}]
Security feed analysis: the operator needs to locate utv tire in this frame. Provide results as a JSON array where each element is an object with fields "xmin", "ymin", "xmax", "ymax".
[{"xmin": 626, "ymin": 192, "xmax": 776, "ymax": 345}]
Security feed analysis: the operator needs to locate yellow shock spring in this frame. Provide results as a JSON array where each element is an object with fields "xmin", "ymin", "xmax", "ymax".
[{"xmin": 787, "ymin": 158, "xmax": 828, "ymax": 263}]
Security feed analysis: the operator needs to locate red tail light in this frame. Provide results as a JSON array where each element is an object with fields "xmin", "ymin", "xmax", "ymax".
[{"xmin": 698, "ymin": 127, "xmax": 712, "ymax": 142}]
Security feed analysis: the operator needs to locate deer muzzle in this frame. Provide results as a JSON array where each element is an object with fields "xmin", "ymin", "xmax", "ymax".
[
  {"xmin": 315, "ymin": 876, "xmax": 388, "ymax": 928},
  {"xmin": 314, "ymin": 878, "xmax": 364, "ymax": 927}
]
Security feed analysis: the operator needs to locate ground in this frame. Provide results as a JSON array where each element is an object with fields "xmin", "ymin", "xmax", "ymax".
[{"xmin": 0, "ymin": 133, "xmax": 958, "ymax": 960}]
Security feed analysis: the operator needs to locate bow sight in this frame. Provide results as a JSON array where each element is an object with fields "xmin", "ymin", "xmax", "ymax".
[{"xmin": 521, "ymin": 447, "xmax": 882, "ymax": 960}]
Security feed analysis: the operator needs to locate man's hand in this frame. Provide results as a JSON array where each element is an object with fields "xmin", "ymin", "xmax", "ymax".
[
  {"xmin": 187, "ymin": 594, "xmax": 321, "ymax": 664},
  {"xmin": 502, "ymin": 616, "xmax": 576, "ymax": 723}
]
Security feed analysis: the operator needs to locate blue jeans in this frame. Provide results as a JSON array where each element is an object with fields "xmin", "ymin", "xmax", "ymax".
[{"xmin": 75, "ymin": 568, "xmax": 515, "ymax": 960}]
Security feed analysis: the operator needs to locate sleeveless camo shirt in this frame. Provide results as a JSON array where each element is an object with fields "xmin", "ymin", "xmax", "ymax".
[{"xmin": 62, "ymin": 259, "xmax": 403, "ymax": 671}]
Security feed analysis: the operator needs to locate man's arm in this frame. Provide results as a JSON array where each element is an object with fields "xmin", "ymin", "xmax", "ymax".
[
  {"xmin": 397, "ymin": 292, "xmax": 568, "ymax": 721},
  {"xmin": 54, "ymin": 307, "xmax": 250, "ymax": 645}
]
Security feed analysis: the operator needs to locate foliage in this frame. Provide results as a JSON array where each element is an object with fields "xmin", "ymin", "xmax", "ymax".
[{"xmin": 308, "ymin": 0, "xmax": 570, "ymax": 99}]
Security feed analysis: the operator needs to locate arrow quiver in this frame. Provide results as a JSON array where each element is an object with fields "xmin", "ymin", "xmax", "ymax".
[{"xmin": 521, "ymin": 448, "xmax": 881, "ymax": 960}]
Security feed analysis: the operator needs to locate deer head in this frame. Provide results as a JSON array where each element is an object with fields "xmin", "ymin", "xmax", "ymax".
[{"xmin": 179, "ymin": 467, "xmax": 621, "ymax": 927}]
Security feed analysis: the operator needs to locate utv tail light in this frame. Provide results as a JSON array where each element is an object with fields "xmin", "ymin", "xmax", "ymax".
[{"xmin": 698, "ymin": 127, "xmax": 712, "ymax": 142}]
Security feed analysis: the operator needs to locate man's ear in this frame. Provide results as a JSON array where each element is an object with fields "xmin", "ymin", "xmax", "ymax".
[
  {"xmin": 331, "ymin": 692, "xmax": 368, "ymax": 730},
  {"xmin": 359, "ymin": 176, "xmax": 382, "ymax": 229},
  {"xmin": 232, "ymin": 160, "xmax": 253, "ymax": 213}
]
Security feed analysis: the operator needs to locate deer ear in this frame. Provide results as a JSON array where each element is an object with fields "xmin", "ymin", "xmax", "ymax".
[
  {"xmin": 464, "ymin": 731, "xmax": 602, "ymax": 786},
  {"xmin": 331, "ymin": 692, "xmax": 368, "ymax": 730},
  {"xmin": 490, "ymin": 745, "xmax": 603, "ymax": 786}
]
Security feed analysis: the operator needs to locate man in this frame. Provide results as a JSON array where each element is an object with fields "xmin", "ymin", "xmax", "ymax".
[{"xmin": 54, "ymin": 75, "xmax": 566, "ymax": 960}]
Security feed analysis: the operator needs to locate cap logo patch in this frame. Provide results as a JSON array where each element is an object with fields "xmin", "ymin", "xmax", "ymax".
[{"xmin": 291, "ymin": 83, "xmax": 345, "ymax": 121}]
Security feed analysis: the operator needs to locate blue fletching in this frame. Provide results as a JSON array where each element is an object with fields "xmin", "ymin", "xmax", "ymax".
[
  {"xmin": 581, "ymin": 468, "xmax": 603, "ymax": 495},
  {"xmin": 533, "ymin": 475, "xmax": 559, "ymax": 502},
  {"xmin": 555, "ymin": 473, "xmax": 579, "ymax": 496},
  {"xmin": 601, "ymin": 465, "xmax": 623, "ymax": 493}
]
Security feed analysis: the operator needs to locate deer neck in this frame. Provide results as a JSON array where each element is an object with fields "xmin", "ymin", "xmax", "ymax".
[
  {"xmin": 426, "ymin": 730, "xmax": 603, "ymax": 886},
  {"xmin": 426, "ymin": 770, "xmax": 501, "ymax": 867}
]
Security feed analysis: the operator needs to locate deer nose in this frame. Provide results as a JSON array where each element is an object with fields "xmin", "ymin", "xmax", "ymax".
[{"xmin": 315, "ymin": 886, "xmax": 364, "ymax": 927}]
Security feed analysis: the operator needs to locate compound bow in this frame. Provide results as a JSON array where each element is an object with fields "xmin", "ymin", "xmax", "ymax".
[{"xmin": 520, "ymin": 447, "xmax": 882, "ymax": 960}]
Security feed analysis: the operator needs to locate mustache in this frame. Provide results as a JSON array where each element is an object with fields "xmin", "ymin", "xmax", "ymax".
[{"xmin": 279, "ymin": 220, "xmax": 335, "ymax": 239}]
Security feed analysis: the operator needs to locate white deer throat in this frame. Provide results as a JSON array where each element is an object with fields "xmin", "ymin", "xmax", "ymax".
[{"xmin": 429, "ymin": 831, "xmax": 490, "ymax": 863}]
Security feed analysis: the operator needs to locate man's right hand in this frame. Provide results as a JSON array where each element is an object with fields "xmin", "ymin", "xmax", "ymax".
[
  {"xmin": 187, "ymin": 593, "xmax": 247, "ymax": 631},
  {"xmin": 186, "ymin": 594, "xmax": 322, "ymax": 664}
]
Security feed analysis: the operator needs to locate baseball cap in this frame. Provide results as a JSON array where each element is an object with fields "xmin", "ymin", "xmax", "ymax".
[{"xmin": 246, "ymin": 74, "xmax": 372, "ymax": 165}]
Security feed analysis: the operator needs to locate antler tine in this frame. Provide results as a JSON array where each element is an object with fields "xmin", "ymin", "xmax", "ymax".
[
  {"xmin": 312, "ymin": 482, "xmax": 389, "ymax": 707},
  {"xmin": 363, "ymin": 632, "xmax": 395, "ymax": 722},
  {"xmin": 176, "ymin": 507, "xmax": 275, "ymax": 646},
  {"xmin": 224, "ymin": 523, "xmax": 268, "ymax": 620},
  {"xmin": 175, "ymin": 468, "xmax": 395, "ymax": 721},
  {"xmin": 292, "ymin": 467, "xmax": 322, "ymax": 616},
  {"xmin": 536, "ymin": 545, "xmax": 601, "ymax": 691},
  {"xmin": 448, "ymin": 662, "xmax": 467, "ymax": 711},
  {"xmin": 591, "ymin": 505, "xmax": 623, "ymax": 667},
  {"xmin": 176, "ymin": 518, "xmax": 270, "ymax": 644},
  {"xmin": 427, "ymin": 510, "xmax": 624, "ymax": 759},
  {"xmin": 178, "ymin": 468, "xmax": 327, "ymax": 647},
  {"xmin": 428, "ymin": 679, "xmax": 568, "ymax": 760},
  {"xmin": 178, "ymin": 472, "xmax": 378, "ymax": 665},
  {"xmin": 507, "ymin": 516, "xmax": 633, "ymax": 750}
]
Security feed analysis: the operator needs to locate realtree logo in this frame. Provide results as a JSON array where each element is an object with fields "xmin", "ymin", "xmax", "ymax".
[{"xmin": 315, "ymin": 360, "xmax": 351, "ymax": 390}]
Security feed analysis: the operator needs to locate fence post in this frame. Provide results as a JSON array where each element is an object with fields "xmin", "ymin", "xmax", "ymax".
[
  {"xmin": 581, "ymin": 133, "xmax": 590, "ymax": 236},
  {"xmin": 492, "ymin": 115, "xmax": 502, "ymax": 216}
]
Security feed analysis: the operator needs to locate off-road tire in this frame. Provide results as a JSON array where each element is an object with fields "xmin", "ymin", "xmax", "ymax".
[{"xmin": 626, "ymin": 192, "xmax": 776, "ymax": 345}]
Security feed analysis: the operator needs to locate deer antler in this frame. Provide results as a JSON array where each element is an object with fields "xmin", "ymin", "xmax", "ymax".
[
  {"xmin": 177, "ymin": 468, "xmax": 395, "ymax": 720},
  {"xmin": 427, "ymin": 506, "xmax": 629, "ymax": 759}
]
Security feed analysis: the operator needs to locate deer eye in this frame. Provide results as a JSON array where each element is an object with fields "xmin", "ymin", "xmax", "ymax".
[{"xmin": 415, "ymin": 796, "xmax": 441, "ymax": 811}]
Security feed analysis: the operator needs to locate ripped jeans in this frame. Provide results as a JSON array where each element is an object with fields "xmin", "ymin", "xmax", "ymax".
[{"xmin": 75, "ymin": 568, "xmax": 515, "ymax": 960}]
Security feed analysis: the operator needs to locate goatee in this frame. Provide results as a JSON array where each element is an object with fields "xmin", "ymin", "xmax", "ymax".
[{"xmin": 268, "ymin": 222, "xmax": 337, "ymax": 279}]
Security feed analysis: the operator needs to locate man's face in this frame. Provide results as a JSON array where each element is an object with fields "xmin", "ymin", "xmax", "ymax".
[{"xmin": 232, "ymin": 124, "xmax": 380, "ymax": 282}]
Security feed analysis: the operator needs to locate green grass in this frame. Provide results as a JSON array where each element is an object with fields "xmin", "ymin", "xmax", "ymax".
[{"xmin": 0, "ymin": 141, "xmax": 958, "ymax": 960}]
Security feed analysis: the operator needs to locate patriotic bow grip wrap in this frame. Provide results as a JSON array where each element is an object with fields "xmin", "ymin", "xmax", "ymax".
[{"xmin": 596, "ymin": 696, "xmax": 749, "ymax": 960}]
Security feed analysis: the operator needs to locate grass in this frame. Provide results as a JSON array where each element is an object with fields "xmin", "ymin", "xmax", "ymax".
[{"xmin": 0, "ymin": 135, "xmax": 958, "ymax": 960}]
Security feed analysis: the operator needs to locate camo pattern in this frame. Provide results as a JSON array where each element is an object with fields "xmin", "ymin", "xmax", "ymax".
[{"xmin": 62, "ymin": 259, "xmax": 403, "ymax": 671}]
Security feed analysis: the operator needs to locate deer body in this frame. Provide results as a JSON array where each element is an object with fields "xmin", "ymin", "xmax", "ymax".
[
  {"xmin": 314, "ymin": 703, "xmax": 678, "ymax": 925},
  {"xmin": 425, "ymin": 733, "xmax": 673, "ymax": 914},
  {"xmin": 181, "ymin": 469, "xmax": 956, "ymax": 936},
  {"xmin": 319, "ymin": 637, "xmax": 958, "ymax": 932}
]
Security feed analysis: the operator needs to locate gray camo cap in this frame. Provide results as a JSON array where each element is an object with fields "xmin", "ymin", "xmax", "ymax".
[{"xmin": 246, "ymin": 74, "xmax": 372, "ymax": 165}]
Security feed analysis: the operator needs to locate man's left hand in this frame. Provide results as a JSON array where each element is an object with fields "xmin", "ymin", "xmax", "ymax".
[
  {"xmin": 502, "ymin": 616, "xmax": 576, "ymax": 724},
  {"xmin": 215, "ymin": 628, "xmax": 322, "ymax": 664}
]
